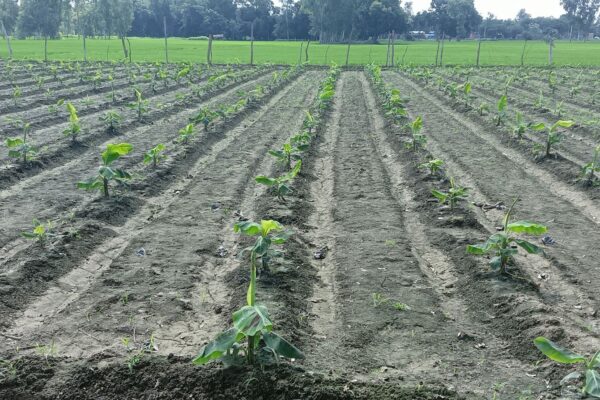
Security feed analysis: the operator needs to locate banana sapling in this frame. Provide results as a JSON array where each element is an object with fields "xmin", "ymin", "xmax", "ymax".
[
  {"xmin": 78, "ymin": 143, "xmax": 133, "ymax": 198},
  {"xmin": 63, "ymin": 102, "xmax": 82, "ymax": 142},
  {"xmin": 256, "ymin": 161, "xmax": 302, "ymax": 202},
  {"xmin": 531, "ymin": 120, "xmax": 574, "ymax": 157},
  {"xmin": 144, "ymin": 144, "xmax": 166, "ymax": 168},
  {"xmin": 431, "ymin": 177, "xmax": 468, "ymax": 209}
]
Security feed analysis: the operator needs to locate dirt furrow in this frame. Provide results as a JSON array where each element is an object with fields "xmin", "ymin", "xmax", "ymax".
[{"xmin": 0, "ymin": 72, "xmax": 323, "ymax": 360}]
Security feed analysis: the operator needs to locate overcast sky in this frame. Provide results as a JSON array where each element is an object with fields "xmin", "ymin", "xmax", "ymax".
[{"xmin": 409, "ymin": 0, "xmax": 566, "ymax": 20}]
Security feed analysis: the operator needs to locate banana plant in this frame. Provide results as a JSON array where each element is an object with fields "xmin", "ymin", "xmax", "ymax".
[
  {"xmin": 100, "ymin": 110, "xmax": 123, "ymax": 134},
  {"xmin": 477, "ymin": 102, "xmax": 489, "ymax": 116},
  {"xmin": 409, "ymin": 116, "xmax": 426, "ymax": 151},
  {"xmin": 193, "ymin": 220, "xmax": 302, "ymax": 366},
  {"xmin": 5, "ymin": 119, "xmax": 34, "ymax": 163},
  {"xmin": 530, "ymin": 120, "xmax": 574, "ymax": 157},
  {"xmin": 495, "ymin": 95, "xmax": 507, "ymax": 126},
  {"xmin": 177, "ymin": 123, "xmax": 196, "ymax": 144},
  {"xmin": 63, "ymin": 102, "xmax": 82, "ymax": 142},
  {"xmin": 512, "ymin": 112, "xmax": 527, "ymax": 139},
  {"xmin": 268, "ymin": 142, "xmax": 307, "ymax": 171},
  {"xmin": 581, "ymin": 145, "xmax": 600, "ymax": 186},
  {"xmin": 419, "ymin": 159, "xmax": 444, "ymax": 176},
  {"xmin": 12, "ymin": 86, "xmax": 21, "ymax": 107},
  {"xmin": 144, "ymin": 144, "xmax": 166, "ymax": 168},
  {"xmin": 128, "ymin": 89, "xmax": 149, "ymax": 122},
  {"xmin": 190, "ymin": 108, "xmax": 217, "ymax": 131},
  {"xmin": 22, "ymin": 219, "xmax": 53, "ymax": 243},
  {"xmin": 462, "ymin": 82, "xmax": 472, "ymax": 108},
  {"xmin": 78, "ymin": 143, "xmax": 133, "ymax": 198},
  {"xmin": 256, "ymin": 161, "xmax": 302, "ymax": 202},
  {"xmin": 431, "ymin": 177, "xmax": 468, "ymax": 209},
  {"xmin": 303, "ymin": 111, "xmax": 317, "ymax": 134},
  {"xmin": 467, "ymin": 199, "xmax": 547, "ymax": 273},
  {"xmin": 534, "ymin": 337, "xmax": 600, "ymax": 398}
]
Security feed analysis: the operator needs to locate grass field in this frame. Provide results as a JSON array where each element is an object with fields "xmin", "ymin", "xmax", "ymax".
[{"xmin": 2, "ymin": 37, "xmax": 600, "ymax": 65}]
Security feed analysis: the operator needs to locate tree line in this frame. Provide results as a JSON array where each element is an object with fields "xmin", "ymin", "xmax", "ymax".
[{"xmin": 1, "ymin": 0, "xmax": 600, "ymax": 47}]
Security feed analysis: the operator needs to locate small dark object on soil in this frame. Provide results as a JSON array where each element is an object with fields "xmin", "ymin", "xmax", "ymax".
[
  {"xmin": 314, "ymin": 246, "xmax": 328, "ymax": 260},
  {"xmin": 541, "ymin": 235, "xmax": 556, "ymax": 245},
  {"xmin": 211, "ymin": 202, "xmax": 221, "ymax": 211},
  {"xmin": 234, "ymin": 210, "xmax": 248, "ymax": 221},
  {"xmin": 216, "ymin": 245, "xmax": 228, "ymax": 257},
  {"xmin": 472, "ymin": 201, "xmax": 505, "ymax": 211},
  {"xmin": 136, "ymin": 247, "xmax": 146, "ymax": 257}
]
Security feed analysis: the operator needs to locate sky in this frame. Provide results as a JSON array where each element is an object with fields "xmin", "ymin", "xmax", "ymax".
[{"xmin": 409, "ymin": 0, "xmax": 566, "ymax": 20}]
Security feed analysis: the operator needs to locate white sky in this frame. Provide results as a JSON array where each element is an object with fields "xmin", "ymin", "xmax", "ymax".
[{"xmin": 409, "ymin": 0, "xmax": 565, "ymax": 20}]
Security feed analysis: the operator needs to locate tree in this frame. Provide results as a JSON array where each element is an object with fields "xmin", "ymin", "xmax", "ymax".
[
  {"xmin": 560, "ymin": 0, "xmax": 600, "ymax": 37},
  {"xmin": 113, "ymin": 0, "xmax": 134, "ymax": 58},
  {"xmin": 17, "ymin": 0, "xmax": 63, "ymax": 61},
  {"xmin": 0, "ymin": 0, "xmax": 18, "ymax": 58}
]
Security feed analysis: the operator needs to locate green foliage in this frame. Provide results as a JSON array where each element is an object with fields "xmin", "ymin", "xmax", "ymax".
[
  {"xmin": 177, "ymin": 123, "xmax": 196, "ymax": 144},
  {"xmin": 268, "ymin": 142, "xmax": 307, "ymax": 171},
  {"xmin": 478, "ymin": 102, "xmax": 489, "ymax": 116},
  {"xmin": 495, "ymin": 95, "xmax": 507, "ymax": 126},
  {"xmin": 78, "ymin": 143, "xmax": 133, "ymax": 198},
  {"xmin": 384, "ymin": 89, "xmax": 408, "ymax": 123},
  {"xmin": 431, "ymin": 177, "xmax": 468, "ymax": 209},
  {"xmin": 190, "ymin": 108, "xmax": 217, "ymax": 131},
  {"xmin": 5, "ymin": 119, "xmax": 34, "ymax": 163},
  {"xmin": 193, "ymin": 220, "xmax": 301, "ymax": 366},
  {"xmin": 512, "ymin": 112, "xmax": 527, "ymax": 139},
  {"xmin": 100, "ymin": 110, "xmax": 123, "ymax": 134},
  {"xmin": 408, "ymin": 115, "xmax": 426, "ymax": 150},
  {"xmin": 581, "ymin": 145, "xmax": 600, "ymax": 186},
  {"xmin": 467, "ymin": 199, "xmax": 547, "ymax": 273},
  {"xmin": 462, "ymin": 81, "xmax": 472, "ymax": 108},
  {"xmin": 63, "ymin": 102, "xmax": 82, "ymax": 142},
  {"xmin": 531, "ymin": 120, "xmax": 574, "ymax": 157},
  {"xmin": 144, "ymin": 144, "xmax": 166, "ymax": 168},
  {"xmin": 128, "ymin": 89, "xmax": 150, "ymax": 122},
  {"xmin": 256, "ymin": 160, "xmax": 302, "ymax": 202},
  {"xmin": 534, "ymin": 337, "xmax": 600, "ymax": 398},
  {"xmin": 12, "ymin": 86, "xmax": 21, "ymax": 107},
  {"xmin": 22, "ymin": 219, "xmax": 53, "ymax": 243},
  {"xmin": 419, "ymin": 159, "xmax": 444, "ymax": 176}
]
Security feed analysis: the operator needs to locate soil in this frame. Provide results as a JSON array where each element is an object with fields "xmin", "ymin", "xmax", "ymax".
[{"xmin": 1, "ymin": 63, "xmax": 599, "ymax": 399}]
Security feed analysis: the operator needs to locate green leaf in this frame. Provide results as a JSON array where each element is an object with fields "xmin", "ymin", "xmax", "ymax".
[
  {"xmin": 590, "ymin": 351, "xmax": 600, "ymax": 369},
  {"xmin": 530, "ymin": 122, "xmax": 546, "ymax": 131},
  {"xmin": 466, "ymin": 243, "xmax": 488, "ymax": 255},
  {"xmin": 489, "ymin": 256, "xmax": 503, "ymax": 270},
  {"xmin": 260, "ymin": 220, "xmax": 283, "ymax": 236},
  {"xmin": 263, "ymin": 331, "xmax": 305, "ymax": 359},
  {"xmin": 77, "ymin": 179, "xmax": 102, "ymax": 191},
  {"xmin": 102, "ymin": 143, "xmax": 133, "ymax": 165},
  {"xmin": 431, "ymin": 190, "xmax": 447, "ymax": 202},
  {"xmin": 584, "ymin": 369, "xmax": 600, "ymax": 397},
  {"xmin": 234, "ymin": 221, "xmax": 262, "ymax": 236},
  {"xmin": 553, "ymin": 120, "xmax": 574, "ymax": 130},
  {"xmin": 232, "ymin": 305, "xmax": 273, "ymax": 337},
  {"xmin": 514, "ymin": 239, "xmax": 544, "ymax": 254},
  {"xmin": 533, "ymin": 337, "xmax": 586, "ymax": 364},
  {"xmin": 507, "ymin": 221, "xmax": 547, "ymax": 235},
  {"xmin": 5, "ymin": 137, "xmax": 24, "ymax": 148},
  {"xmin": 497, "ymin": 95, "xmax": 507, "ymax": 112},
  {"xmin": 192, "ymin": 328, "xmax": 242, "ymax": 365},
  {"xmin": 255, "ymin": 176, "xmax": 277, "ymax": 186}
]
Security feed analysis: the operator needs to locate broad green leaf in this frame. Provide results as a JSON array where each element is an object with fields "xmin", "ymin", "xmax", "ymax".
[
  {"xmin": 255, "ymin": 176, "xmax": 277, "ymax": 186},
  {"xmin": 234, "ymin": 221, "xmax": 262, "ymax": 236},
  {"xmin": 5, "ymin": 137, "xmax": 23, "ymax": 148},
  {"xmin": 497, "ymin": 95, "xmax": 507, "ymax": 111},
  {"xmin": 590, "ymin": 351, "xmax": 600, "ymax": 369},
  {"xmin": 21, "ymin": 232, "xmax": 37, "ymax": 239},
  {"xmin": 553, "ymin": 120, "xmax": 574, "ymax": 130},
  {"xmin": 534, "ymin": 337, "xmax": 586, "ymax": 364},
  {"xmin": 232, "ymin": 305, "xmax": 272, "ymax": 337},
  {"xmin": 466, "ymin": 244, "xmax": 487, "ymax": 255},
  {"xmin": 192, "ymin": 328, "xmax": 242, "ymax": 365},
  {"xmin": 263, "ymin": 331, "xmax": 305, "ymax": 359},
  {"xmin": 431, "ymin": 190, "xmax": 447, "ymax": 202},
  {"xmin": 489, "ymin": 256, "xmax": 503, "ymax": 270},
  {"xmin": 530, "ymin": 122, "xmax": 546, "ymax": 131},
  {"xmin": 268, "ymin": 150, "xmax": 285, "ymax": 159},
  {"xmin": 102, "ymin": 143, "xmax": 133, "ymax": 165},
  {"xmin": 253, "ymin": 236, "xmax": 271, "ymax": 256},
  {"xmin": 260, "ymin": 220, "xmax": 283, "ymax": 236},
  {"xmin": 585, "ymin": 369, "xmax": 600, "ymax": 397},
  {"xmin": 514, "ymin": 239, "xmax": 543, "ymax": 254},
  {"xmin": 507, "ymin": 221, "xmax": 547, "ymax": 235},
  {"xmin": 8, "ymin": 150, "xmax": 23, "ymax": 159},
  {"xmin": 77, "ymin": 179, "xmax": 102, "ymax": 191}
]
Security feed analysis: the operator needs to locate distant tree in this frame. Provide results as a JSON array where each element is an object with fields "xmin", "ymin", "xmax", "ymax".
[
  {"xmin": 113, "ymin": 0, "xmax": 134, "ymax": 58},
  {"xmin": 17, "ymin": 0, "xmax": 63, "ymax": 61},
  {"xmin": 560, "ymin": 0, "xmax": 600, "ymax": 37},
  {"xmin": 0, "ymin": 0, "xmax": 18, "ymax": 58}
]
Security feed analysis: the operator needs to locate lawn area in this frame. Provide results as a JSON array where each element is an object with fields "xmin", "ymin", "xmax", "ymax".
[{"xmin": 2, "ymin": 36, "xmax": 600, "ymax": 66}]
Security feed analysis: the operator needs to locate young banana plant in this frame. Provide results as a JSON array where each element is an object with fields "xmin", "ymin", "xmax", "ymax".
[
  {"xmin": 128, "ymin": 89, "xmax": 149, "ymax": 122},
  {"xmin": 431, "ymin": 177, "xmax": 468, "ymax": 209},
  {"xmin": 193, "ymin": 220, "xmax": 302, "ymax": 366},
  {"xmin": 467, "ymin": 199, "xmax": 547, "ymax": 273},
  {"xmin": 534, "ymin": 337, "xmax": 600, "ymax": 398},
  {"xmin": 462, "ymin": 82, "xmax": 472, "ymax": 108},
  {"xmin": 409, "ymin": 116, "xmax": 426, "ymax": 151},
  {"xmin": 581, "ymin": 145, "xmax": 600, "ymax": 186},
  {"xmin": 5, "ymin": 119, "xmax": 34, "ymax": 163},
  {"xmin": 419, "ymin": 158, "xmax": 444, "ymax": 176},
  {"xmin": 531, "ymin": 120, "xmax": 574, "ymax": 157},
  {"xmin": 63, "ymin": 102, "xmax": 82, "ymax": 142},
  {"xmin": 512, "ymin": 112, "xmax": 527, "ymax": 139},
  {"xmin": 100, "ymin": 110, "xmax": 123, "ymax": 134},
  {"xmin": 495, "ymin": 95, "xmax": 507, "ymax": 126},
  {"xmin": 268, "ymin": 142, "xmax": 307, "ymax": 171},
  {"xmin": 190, "ymin": 108, "xmax": 217, "ymax": 131},
  {"xmin": 255, "ymin": 160, "xmax": 302, "ymax": 202},
  {"xmin": 177, "ymin": 123, "xmax": 196, "ymax": 144},
  {"xmin": 144, "ymin": 144, "xmax": 166, "ymax": 168},
  {"xmin": 78, "ymin": 143, "xmax": 133, "ymax": 198}
]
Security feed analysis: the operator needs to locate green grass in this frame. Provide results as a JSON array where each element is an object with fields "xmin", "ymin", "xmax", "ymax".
[{"xmin": 2, "ymin": 37, "xmax": 600, "ymax": 66}]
